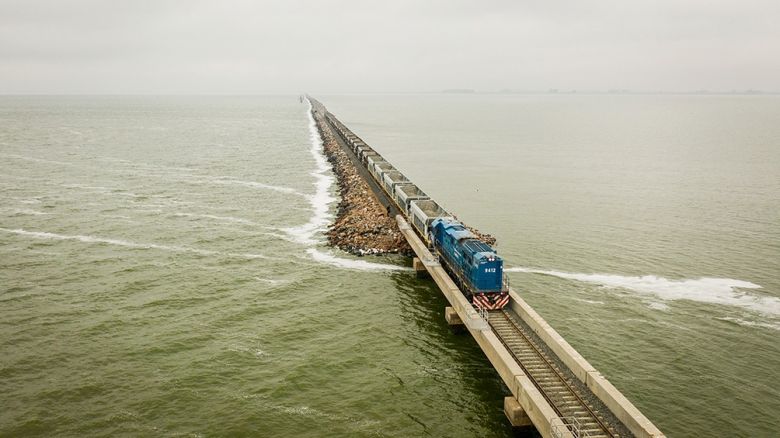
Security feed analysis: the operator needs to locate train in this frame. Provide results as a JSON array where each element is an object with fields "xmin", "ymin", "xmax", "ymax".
[{"xmin": 324, "ymin": 112, "xmax": 509, "ymax": 310}]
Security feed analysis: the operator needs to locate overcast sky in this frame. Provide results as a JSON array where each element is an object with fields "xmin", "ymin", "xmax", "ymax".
[{"xmin": 1, "ymin": 0, "xmax": 778, "ymax": 94}]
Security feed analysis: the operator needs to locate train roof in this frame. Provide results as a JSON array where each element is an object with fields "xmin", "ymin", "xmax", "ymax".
[
  {"xmin": 463, "ymin": 239, "xmax": 496, "ymax": 255},
  {"xmin": 436, "ymin": 219, "xmax": 474, "ymax": 240}
]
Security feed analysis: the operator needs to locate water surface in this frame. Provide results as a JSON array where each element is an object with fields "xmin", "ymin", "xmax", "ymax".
[
  {"xmin": 2, "ymin": 94, "xmax": 779, "ymax": 437},
  {"xmin": 325, "ymin": 93, "xmax": 780, "ymax": 436}
]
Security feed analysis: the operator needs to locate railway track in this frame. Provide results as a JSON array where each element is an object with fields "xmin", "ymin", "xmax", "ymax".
[
  {"xmin": 314, "ymin": 97, "xmax": 661, "ymax": 438},
  {"xmin": 488, "ymin": 310, "xmax": 625, "ymax": 438}
]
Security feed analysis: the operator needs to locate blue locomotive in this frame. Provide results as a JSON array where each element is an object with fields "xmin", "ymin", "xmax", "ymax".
[{"xmin": 430, "ymin": 217, "xmax": 509, "ymax": 310}]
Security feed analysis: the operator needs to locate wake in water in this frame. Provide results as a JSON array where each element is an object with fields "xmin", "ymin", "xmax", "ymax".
[
  {"xmin": 208, "ymin": 177, "xmax": 307, "ymax": 197},
  {"xmin": 0, "ymin": 228, "xmax": 267, "ymax": 260},
  {"xmin": 171, "ymin": 212, "xmax": 257, "ymax": 226},
  {"xmin": 306, "ymin": 248, "xmax": 410, "ymax": 272},
  {"xmin": 280, "ymin": 99, "xmax": 337, "ymax": 246},
  {"xmin": 61, "ymin": 160, "xmax": 307, "ymax": 199},
  {"xmin": 0, "ymin": 153, "xmax": 76, "ymax": 167},
  {"xmin": 2, "ymin": 208, "xmax": 49, "ymax": 216},
  {"xmin": 506, "ymin": 266, "xmax": 777, "ymax": 317},
  {"xmin": 281, "ymin": 99, "xmax": 406, "ymax": 272}
]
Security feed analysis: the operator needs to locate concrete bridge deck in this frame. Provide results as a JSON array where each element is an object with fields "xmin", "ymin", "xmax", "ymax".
[{"xmin": 308, "ymin": 96, "xmax": 665, "ymax": 438}]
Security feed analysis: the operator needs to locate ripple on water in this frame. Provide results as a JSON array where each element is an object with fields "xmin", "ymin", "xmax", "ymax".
[{"xmin": 3, "ymin": 95, "xmax": 779, "ymax": 438}]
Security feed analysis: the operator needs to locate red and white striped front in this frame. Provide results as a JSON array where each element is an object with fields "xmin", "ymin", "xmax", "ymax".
[{"xmin": 472, "ymin": 293, "xmax": 509, "ymax": 310}]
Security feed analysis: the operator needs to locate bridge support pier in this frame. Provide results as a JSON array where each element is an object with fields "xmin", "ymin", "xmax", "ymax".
[
  {"xmin": 504, "ymin": 396, "xmax": 533, "ymax": 428},
  {"xmin": 444, "ymin": 306, "xmax": 464, "ymax": 326},
  {"xmin": 412, "ymin": 257, "xmax": 428, "ymax": 278}
]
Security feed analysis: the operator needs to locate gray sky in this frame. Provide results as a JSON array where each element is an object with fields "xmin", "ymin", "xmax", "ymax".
[{"xmin": 1, "ymin": 0, "xmax": 778, "ymax": 94}]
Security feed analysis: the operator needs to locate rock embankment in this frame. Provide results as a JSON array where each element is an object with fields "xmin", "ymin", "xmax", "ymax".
[
  {"xmin": 313, "ymin": 110, "xmax": 413, "ymax": 256},
  {"xmin": 312, "ymin": 107, "xmax": 497, "ymax": 256}
]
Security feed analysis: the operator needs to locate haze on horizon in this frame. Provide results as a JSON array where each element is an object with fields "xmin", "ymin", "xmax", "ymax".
[{"xmin": 1, "ymin": 0, "xmax": 778, "ymax": 94}]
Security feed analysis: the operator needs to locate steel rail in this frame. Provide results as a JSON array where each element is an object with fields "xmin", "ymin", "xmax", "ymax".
[{"xmin": 489, "ymin": 310, "xmax": 618, "ymax": 438}]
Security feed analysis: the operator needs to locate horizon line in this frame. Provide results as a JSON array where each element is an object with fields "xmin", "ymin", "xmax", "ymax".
[{"xmin": 0, "ymin": 90, "xmax": 778, "ymax": 96}]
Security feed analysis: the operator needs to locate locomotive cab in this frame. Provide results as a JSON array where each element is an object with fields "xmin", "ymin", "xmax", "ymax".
[
  {"xmin": 430, "ymin": 218, "xmax": 509, "ymax": 310},
  {"xmin": 469, "ymin": 249, "xmax": 503, "ymax": 292}
]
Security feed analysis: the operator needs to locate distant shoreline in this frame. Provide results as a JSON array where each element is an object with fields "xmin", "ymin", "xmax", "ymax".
[{"xmin": 0, "ymin": 91, "xmax": 777, "ymax": 96}]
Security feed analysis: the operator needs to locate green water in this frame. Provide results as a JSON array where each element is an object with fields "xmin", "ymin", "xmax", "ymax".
[{"xmin": 2, "ymin": 95, "xmax": 779, "ymax": 436}]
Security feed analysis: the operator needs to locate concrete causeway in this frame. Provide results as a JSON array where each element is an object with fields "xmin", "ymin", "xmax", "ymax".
[{"xmin": 309, "ymin": 96, "xmax": 666, "ymax": 438}]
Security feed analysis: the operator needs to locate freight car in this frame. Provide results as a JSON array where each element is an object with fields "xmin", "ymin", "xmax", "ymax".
[
  {"xmin": 409, "ymin": 199, "xmax": 450, "ymax": 240},
  {"xmin": 361, "ymin": 151, "xmax": 383, "ymax": 167},
  {"xmin": 382, "ymin": 171, "xmax": 410, "ymax": 195},
  {"xmin": 394, "ymin": 184, "xmax": 428, "ymax": 215},
  {"xmin": 371, "ymin": 162, "xmax": 396, "ymax": 182}
]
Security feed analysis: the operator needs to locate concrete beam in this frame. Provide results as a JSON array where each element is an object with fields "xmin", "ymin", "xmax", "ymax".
[
  {"xmin": 399, "ymin": 210, "xmax": 663, "ymax": 437},
  {"xmin": 585, "ymin": 371, "xmax": 666, "ymax": 438},
  {"xmin": 316, "ymin": 100, "xmax": 663, "ymax": 438},
  {"xmin": 508, "ymin": 291, "xmax": 595, "ymax": 383},
  {"xmin": 395, "ymin": 215, "xmax": 569, "ymax": 438},
  {"xmin": 508, "ymin": 289, "xmax": 666, "ymax": 438}
]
